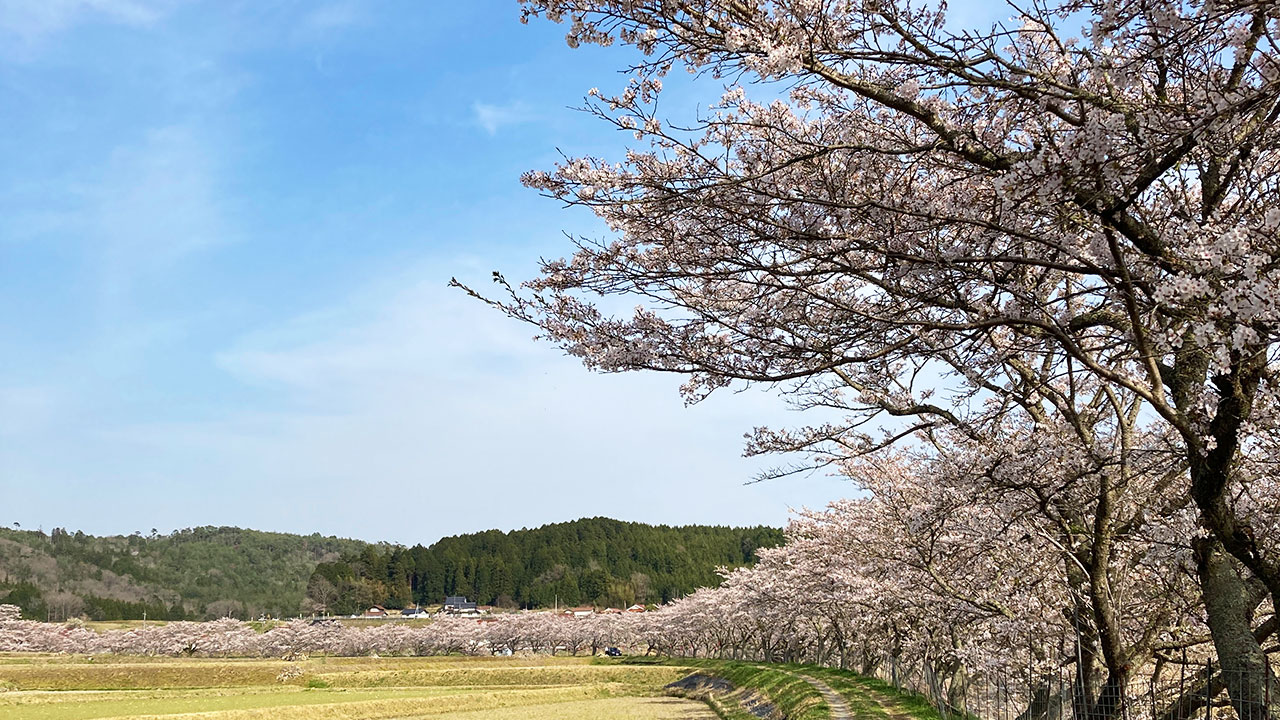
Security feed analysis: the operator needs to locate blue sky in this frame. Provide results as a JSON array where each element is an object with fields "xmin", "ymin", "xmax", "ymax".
[{"xmin": 0, "ymin": 1, "xmax": 1003, "ymax": 544}]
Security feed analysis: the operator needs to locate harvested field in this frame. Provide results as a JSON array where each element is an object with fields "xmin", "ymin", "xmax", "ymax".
[{"xmin": 0, "ymin": 655, "xmax": 713, "ymax": 720}]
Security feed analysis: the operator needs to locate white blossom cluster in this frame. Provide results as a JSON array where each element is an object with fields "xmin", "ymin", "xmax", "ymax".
[
  {"xmin": 0, "ymin": 613, "xmax": 650, "ymax": 658},
  {"xmin": 454, "ymin": 2, "xmax": 1280, "ymax": 702}
]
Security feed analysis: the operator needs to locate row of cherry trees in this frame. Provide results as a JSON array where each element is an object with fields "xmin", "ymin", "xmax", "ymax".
[
  {"xmin": 451, "ymin": 0, "xmax": 1280, "ymax": 718},
  {"xmin": 644, "ymin": 454, "xmax": 1249, "ymax": 720},
  {"xmin": 0, "ymin": 613, "xmax": 658, "ymax": 658}
]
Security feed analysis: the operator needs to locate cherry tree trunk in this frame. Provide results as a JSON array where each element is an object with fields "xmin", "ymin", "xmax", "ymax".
[{"xmin": 1196, "ymin": 539, "xmax": 1280, "ymax": 720}]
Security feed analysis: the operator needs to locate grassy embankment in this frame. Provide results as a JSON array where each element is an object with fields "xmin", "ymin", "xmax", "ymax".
[
  {"xmin": 613, "ymin": 656, "xmax": 947, "ymax": 720},
  {"xmin": 619, "ymin": 656, "xmax": 831, "ymax": 720},
  {"xmin": 801, "ymin": 667, "xmax": 946, "ymax": 720},
  {"xmin": 0, "ymin": 654, "xmax": 710, "ymax": 720}
]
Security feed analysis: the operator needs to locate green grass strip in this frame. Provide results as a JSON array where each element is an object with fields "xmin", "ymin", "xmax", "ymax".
[
  {"xmin": 609, "ymin": 657, "xmax": 959, "ymax": 720},
  {"xmin": 610, "ymin": 657, "xmax": 830, "ymax": 720}
]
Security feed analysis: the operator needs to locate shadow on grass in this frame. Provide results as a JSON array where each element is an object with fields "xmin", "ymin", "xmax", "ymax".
[
  {"xmin": 601, "ymin": 656, "xmax": 955, "ymax": 720},
  {"xmin": 600, "ymin": 657, "xmax": 829, "ymax": 720}
]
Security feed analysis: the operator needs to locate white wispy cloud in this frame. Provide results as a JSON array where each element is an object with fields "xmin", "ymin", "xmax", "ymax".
[
  {"xmin": 5, "ymin": 254, "xmax": 849, "ymax": 542},
  {"xmin": 295, "ymin": 1, "xmax": 364, "ymax": 41},
  {"xmin": 0, "ymin": 385, "xmax": 65, "ymax": 438},
  {"xmin": 472, "ymin": 101, "xmax": 537, "ymax": 135},
  {"xmin": 0, "ymin": 0, "xmax": 171, "ymax": 44},
  {"xmin": 303, "ymin": 2, "xmax": 361, "ymax": 31},
  {"xmin": 155, "ymin": 258, "xmax": 843, "ymax": 541},
  {"xmin": 94, "ymin": 125, "xmax": 230, "ymax": 300}
]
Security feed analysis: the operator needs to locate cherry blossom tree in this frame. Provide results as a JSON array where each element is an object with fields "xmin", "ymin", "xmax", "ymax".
[
  {"xmin": 0, "ymin": 611, "xmax": 650, "ymax": 658},
  {"xmin": 454, "ymin": 2, "xmax": 1280, "ymax": 715},
  {"xmin": 635, "ymin": 456, "xmax": 1211, "ymax": 720},
  {"xmin": 795, "ymin": 438, "xmax": 1208, "ymax": 720}
]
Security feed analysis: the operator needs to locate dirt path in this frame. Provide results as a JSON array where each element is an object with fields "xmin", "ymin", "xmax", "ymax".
[
  {"xmin": 791, "ymin": 671, "xmax": 920, "ymax": 720},
  {"xmin": 795, "ymin": 673, "xmax": 854, "ymax": 720},
  {"xmin": 745, "ymin": 665, "xmax": 923, "ymax": 720},
  {"xmin": 845, "ymin": 681, "xmax": 920, "ymax": 720}
]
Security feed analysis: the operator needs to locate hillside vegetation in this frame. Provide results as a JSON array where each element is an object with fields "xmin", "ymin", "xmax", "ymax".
[
  {"xmin": 0, "ymin": 526, "xmax": 376, "ymax": 621},
  {"xmin": 309, "ymin": 517, "xmax": 782, "ymax": 613},
  {"xmin": 0, "ymin": 519, "xmax": 781, "ymax": 621}
]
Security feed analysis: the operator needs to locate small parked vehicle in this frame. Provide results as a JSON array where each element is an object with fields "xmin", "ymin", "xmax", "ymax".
[{"xmin": 604, "ymin": 647, "xmax": 622, "ymax": 657}]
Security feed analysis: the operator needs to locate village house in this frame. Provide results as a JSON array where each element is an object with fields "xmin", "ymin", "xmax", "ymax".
[
  {"xmin": 443, "ymin": 596, "xmax": 476, "ymax": 612},
  {"xmin": 443, "ymin": 596, "xmax": 483, "ymax": 617},
  {"xmin": 361, "ymin": 605, "xmax": 389, "ymax": 618}
]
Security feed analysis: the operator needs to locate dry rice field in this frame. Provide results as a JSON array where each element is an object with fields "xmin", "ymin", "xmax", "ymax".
[{"xmin": 0, "ymin": 654, "xmax": 715, "ymax": 720}]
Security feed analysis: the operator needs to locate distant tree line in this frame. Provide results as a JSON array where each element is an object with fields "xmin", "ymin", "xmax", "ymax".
[
  {"xmin": 305, "ymin": 517, "xmax": 782, "ymax": 615},
  {"xmin": 0, "ymin": 519, "xmax": 780, "ymax": 621},
  {"xmin": 0, "ymin": 581, "xmax": 191, "ymax": 621}
]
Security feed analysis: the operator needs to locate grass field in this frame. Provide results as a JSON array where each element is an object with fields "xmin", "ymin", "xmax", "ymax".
[
  {"xmin": 0, "ymin": 655, "xmax": 713, "ymax": 720},
  {"xmin": 0, "ymin": 653, "xmax": 950, "ymax": 720}
]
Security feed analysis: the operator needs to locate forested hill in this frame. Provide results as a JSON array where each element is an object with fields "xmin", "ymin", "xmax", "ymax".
[
  {"xmin": 0, "ymin": 519, "xmax": 782, "ymax": 621},
  {"xmin": 0, "ymin": 526, "xmax": 375, "ymax": 621},
  {"xmin": 306, "ymin": 518, "xmax": 783, "ymax": 614}
]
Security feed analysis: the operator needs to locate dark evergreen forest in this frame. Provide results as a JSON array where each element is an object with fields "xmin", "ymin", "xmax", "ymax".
[
  {"xmin": 0, "ymin": 519, "xmax": 781, "ymax": 620},
  {"xmin": 306, "ymin": 518, "xmax": 783, "ymax": 615}
]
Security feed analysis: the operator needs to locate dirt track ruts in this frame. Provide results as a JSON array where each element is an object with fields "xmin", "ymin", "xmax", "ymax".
[{"xmin": 795, "ymin": 673, "xmax": 853, "ymax": 720}]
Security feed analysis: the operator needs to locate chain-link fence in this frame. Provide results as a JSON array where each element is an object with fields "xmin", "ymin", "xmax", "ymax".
[{"xmin": 869, "ymin": 654, "xmax": 1280, "ymax": 720}]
